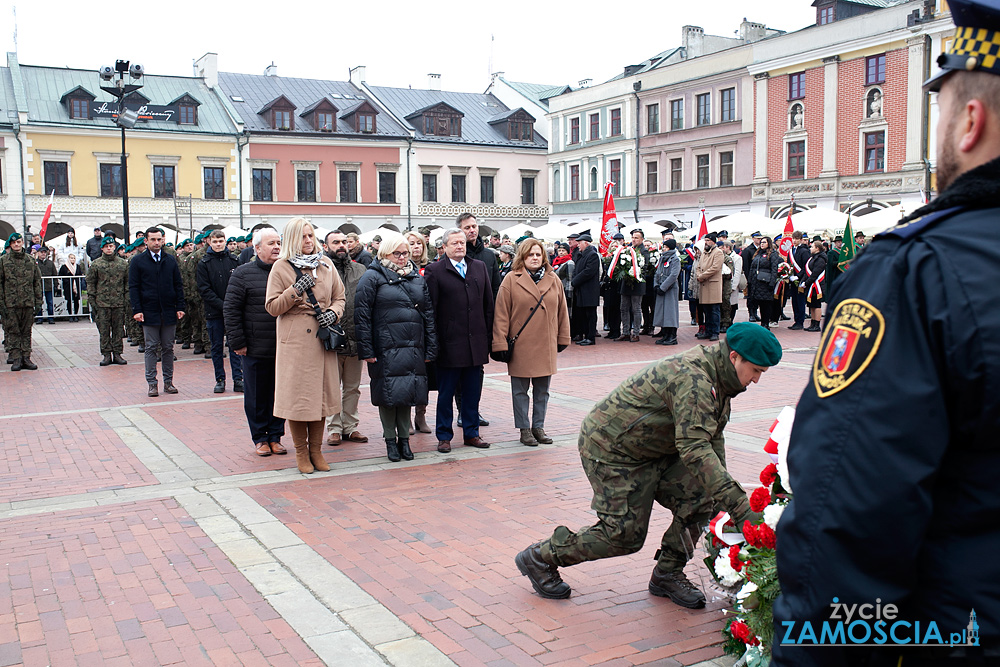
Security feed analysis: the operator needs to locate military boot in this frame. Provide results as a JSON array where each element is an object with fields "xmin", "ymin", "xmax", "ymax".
[
  {"xmin": 10, "ymin": 357, "xmax": 22, "ymax": 372},
  {"xmin": 519, "ymin": 429, "xmax": 538, "ymax": 446},
  {"xmin": 648, "ymin": 567, "xmax": 706, "ymax": 609},
  {"xmin": 531, "ymin": 428, "xmax": 553, "ymax": 444},
  {"xmin": 515, "ymin": 544, "xmax": 571, "ymax": 599},
  {"xmin": 100, "ymin": 353, "xmax": 113, "ymax": 367},
  {"xmin": 20, "ymin": 357, "xmax": 37, "ymax": 371},
  {"xmin": 112, "ymin": 353, "xmax": 127, "ymax": 365}
]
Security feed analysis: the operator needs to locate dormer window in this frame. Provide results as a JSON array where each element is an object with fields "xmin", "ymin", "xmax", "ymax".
[
  {"xmin": 258, "ymin": 94, "xmax": 297, "ymax": 131},
  {"xmin": 170, "ymin": 94, "xmax": 202, "ymax": 126},
  {"xmin": 509, "ymin": 119, "xmax": 532, "ymax": 141},
  {"xmin": 407, "ymin": 102, "xmax": 464, "ymax": 138},
  {"xmin": 274, "ymin": 110, "xmax": 291, "ymax": 130},
  {"xmin": 358, "ymin": 112, "xmax": 375, "ymax": 133},
  {"xmin": 70, "ymin": 98, "xmax": 90, "ymax": 119},
  {"xmin": 316, "ymin": 112, "xmax": 335, "ymax": 131},
  {"xmin": 488, "ymin": 107, "xmax": 535, "ymax": 142}
]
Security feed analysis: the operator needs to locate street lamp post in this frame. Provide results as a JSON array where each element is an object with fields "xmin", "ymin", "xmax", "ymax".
[{"xmin": 99, "ymin": 60, "xmax": 144, "ymax": 242}]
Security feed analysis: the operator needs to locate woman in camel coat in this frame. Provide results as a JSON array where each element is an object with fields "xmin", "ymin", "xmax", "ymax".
[
  {"xmin": 265, "ymin": 217, "xmax": 346, "ymax": 474},
  {"xmin": 492, "ymin": 238, "xmax": 571, "ymax": 447}
]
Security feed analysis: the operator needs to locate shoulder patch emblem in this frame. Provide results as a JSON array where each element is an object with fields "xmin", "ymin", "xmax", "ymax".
[{"xmin": 813, "ymin": 298, "xmax": 886, "ymax": 398}]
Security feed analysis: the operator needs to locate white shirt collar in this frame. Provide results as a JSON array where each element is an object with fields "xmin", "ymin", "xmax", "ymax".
[{"xmin": 449, "ymin": 257, "xmax": 466, "ymax": 271}]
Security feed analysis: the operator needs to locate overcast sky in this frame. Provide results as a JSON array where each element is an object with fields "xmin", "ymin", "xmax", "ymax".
[{"xmin": 3, "ymin": 1, "xmax": 816, "ymax": 93}]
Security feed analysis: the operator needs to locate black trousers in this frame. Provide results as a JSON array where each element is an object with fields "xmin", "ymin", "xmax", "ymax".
[
  {"xmin": 603, "ymin": 292, "xmax": 621, "ymax": 338},
  {"xmin": 241, "ymin": 355, "xmax": 285, "ymax": 445},
  {"xmin": 579, "ymin": 306, "xmax": 598, "ymax": 342},
  {"xmin": 641, "ymin": 292, "xmax": 655, "ymax": 330}
]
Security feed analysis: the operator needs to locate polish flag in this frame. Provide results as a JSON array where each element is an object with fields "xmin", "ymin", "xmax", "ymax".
[
  {"xmin": 778, "ymin": 210, "xmax": 795, "ymax": 260},
  {"xmin": 39, "ymin": 190, "xmax": 55, "ymax": 241},
  {"xmin": 599, "ymin": 182, "xmax": 618, "ymax": 257},
  {"xmin": 696, "ymin": 209, "xmax": 708, "ymax": 240}
]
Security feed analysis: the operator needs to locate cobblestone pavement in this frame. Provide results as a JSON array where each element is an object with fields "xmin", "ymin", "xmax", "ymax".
[{"xmin": 0, "ymin": 310, "xmax": 817, "ymax": 666}]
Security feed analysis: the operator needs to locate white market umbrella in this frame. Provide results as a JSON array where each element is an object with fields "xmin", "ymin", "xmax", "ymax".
[
  {"xmin": 790, "ymin": 208, "xmax": 847, "ymax": 235},
  {"xmin": 359, "ymin": 226, "xmax": 397, "ymax": 244},
  {"xmin": 495, "ymin": 222, "xmax": 535, "ymax": 240},
  {"xmin": 849, "ymin": 205, "xmax": 906, "ymax": 236},
  {"xmin": 706, "ymin": 212, "xmax": 782, "ymax": 238},
  {"xmin": 533, "ymin": 221, "xmax": 574, "ymax": 241}
]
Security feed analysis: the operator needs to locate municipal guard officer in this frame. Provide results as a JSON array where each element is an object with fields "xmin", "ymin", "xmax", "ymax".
[
  {"xmin": 774, "ymin": 1, "xmax": 1000, "ymax": 663},
  {"xmin": 86, "ymin": 235, "xmax": 129, "ymax": 366},
  {"xmin": 516, "ymin": 323, "xmax": 782, "ymax": 607}
]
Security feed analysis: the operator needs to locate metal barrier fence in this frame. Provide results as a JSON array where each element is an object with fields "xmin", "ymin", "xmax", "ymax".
[{"xmin": 37, "ymin": 275, "xmax": 92, "ymax": 322}]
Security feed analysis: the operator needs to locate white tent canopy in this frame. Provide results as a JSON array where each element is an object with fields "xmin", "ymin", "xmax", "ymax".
[
  {"xmin": 848, "ymin": 205, "xmax": 907, "ymax": 236},
  {"xmin": 532, "ymin": 221, "xmax": 575, "ymax": 241},
  {"xmin": 706, "ymin": 212, "xmax": 783, "ymax": 238},
  {"xmin": 359, "ymin": 226, "xmax": 399, "ymax": 244},
  {"xmin": 495, "ymin": 222, "xmax": 535, "ymax": 240},
  {"xmin": 790, "ymin": 207, "xmax": 847, "ymax": 235}
]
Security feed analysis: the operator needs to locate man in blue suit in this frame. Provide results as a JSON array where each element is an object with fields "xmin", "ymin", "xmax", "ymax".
[{"xmin": 129, "ymin": 227, "xmax": 186, "ymax": 397}]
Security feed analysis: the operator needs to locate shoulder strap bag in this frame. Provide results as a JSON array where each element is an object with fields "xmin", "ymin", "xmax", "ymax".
[
  {"xmin": 291, "ymin": 264, "xmax": 348, "ymax": 353},
  {"xmin": 490, "ymin": 290, "xmax": 546, "ymax": 364}
]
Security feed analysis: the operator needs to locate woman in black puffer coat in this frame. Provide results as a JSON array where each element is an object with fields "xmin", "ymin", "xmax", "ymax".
[
  {"xmin": 223, "ymin": 229, "xmax": 286, "ymax": 457},
  {"xmin": 748, "ymin": 236, "xmax": 781, "ymax": 329},
  {"xmin": 354, "ymin": 232, "xmax": 438, "ymax": 463}
]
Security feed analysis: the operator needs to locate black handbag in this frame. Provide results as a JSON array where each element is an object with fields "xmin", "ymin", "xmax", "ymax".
[
  {"xmin": 292, "ymin": 265, "xmax": 348, "ymax": 353},
  {"xmin": 490, "ymin": 291, "xmax": 545, "ymax": 364}
]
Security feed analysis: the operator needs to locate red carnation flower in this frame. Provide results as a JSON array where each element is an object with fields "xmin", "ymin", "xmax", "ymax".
[
  {"xmin": 750, "ymin": 487, "xmax": 771, "ymax": 513},
  {"xmin": 742, "ymin": 521, "xmax": 761, "ymax": 548},
  {"xmin": 728, "ymin": 544, "xmax": 743, "ymax": 572},
  {"xmin": 760, "ymin": 463, "xmax": 778, "ymax": 487},
  {"xmin": 757, "ymin": 523, "xmax": 777, "ymax": 550},
  {"xmin": 730, "ymin": 620, "xmax": 750, "ymax": 643}
]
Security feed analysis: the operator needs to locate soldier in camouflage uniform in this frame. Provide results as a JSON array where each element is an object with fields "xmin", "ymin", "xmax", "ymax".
[
  {"xmin": 0, "ymin": 233, "xmax": 43, "ymax": 371},
  {"xmin": 720, "ymin": 246, "xmax": 735, "ymax": 332},
  {"xmin": 125, "ymin": 240, "xmax": 146, "ymax": 351},
  {"xmin": 515, "ymin": 322, "xmax": 783, "ymax": 608},
  {"xmin": 174, "ymin": 239, "xmax": 194, "ymax": 347},
  {"xmin": 86, "ymin": 235, "xmax": 129, "ymax": 366},
  {"xmin": 182, "ymin": 233, "xmax": 209, "ymax": 355}
]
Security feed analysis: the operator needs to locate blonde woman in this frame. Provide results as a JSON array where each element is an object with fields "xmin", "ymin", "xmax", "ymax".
[
  {"xmin": 265, "ymin": 217, "xmax": 347, "ymax": 473},
  {"xmin": 406, "ymin": 230, "xmax": 434, "ymax": 434},
  {"xmin": 406, "ymin": 231, "xmax": 430, "ymax": 273}
]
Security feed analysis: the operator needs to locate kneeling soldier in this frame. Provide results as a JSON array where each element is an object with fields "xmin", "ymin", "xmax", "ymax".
[{"xmin": 515, "ymin": 322, "xmax": 782, "ymax": 608}]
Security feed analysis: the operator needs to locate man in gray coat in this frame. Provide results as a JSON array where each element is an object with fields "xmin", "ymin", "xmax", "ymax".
[{"xmin": 652, "ymin": 239, "xmax": 681, "ymax": 345}]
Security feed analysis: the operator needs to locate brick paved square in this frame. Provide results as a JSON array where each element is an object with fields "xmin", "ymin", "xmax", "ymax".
[{"xmin": 0, "ymin": 499, "xmax": 322, "ymax": 666}]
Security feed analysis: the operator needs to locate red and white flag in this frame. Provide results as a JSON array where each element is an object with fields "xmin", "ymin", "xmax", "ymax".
[
  {"xmin": 39, "ymin": 190, "xmax": 55, "ymax": 241},
  {"xmin": 696, "ymin": 209, "xmax": 708, "ymax": 241},
  {"xmin": 599, "ymin": 182, "xmax": 617, "ymax": 257},
  {"xmin": 778, "ymin": 210, "xmax": 795, "ymax": 261}
]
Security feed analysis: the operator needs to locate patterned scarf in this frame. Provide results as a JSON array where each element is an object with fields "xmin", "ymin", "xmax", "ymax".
[
  {"xmin": 380, "ymin": 257, "xmax": 411, "ymax": 277},
  {"xmin": 529, "ymin": 267, "xmax": 545, "ymax": 283},
  {"xmin": 288, "ymin": 252, "xmax": 322, "ymax": 270}
]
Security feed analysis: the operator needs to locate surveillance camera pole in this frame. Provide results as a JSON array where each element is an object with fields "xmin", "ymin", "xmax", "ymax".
[{"xmin": 100, "ymin": 60, "xmax": 143, "ymax": 241}]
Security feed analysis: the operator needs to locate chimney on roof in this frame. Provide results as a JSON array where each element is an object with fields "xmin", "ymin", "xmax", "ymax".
[
  {"xmin": 428, "ymin": 73, "xmax": 441, "ymax": 91},
  {"xmin": 682, "ymin": 25, "xmax": 705, "ymax": 58},
  {"xmin": 349, "ymin": 65, "xmax": 366, "ymax": 85},
  {"xmin": 194, "ymin": 52, "xmax": 218, "ymax": 89},
  {"xmin": 739, "ymin": 19, "xmax": 768, "ymax": 43},
  {"xmin": 264, "ymin": 62, "xmax": 277, "ymax": 77},
  {"xmin": 579, "ymin": 78, "xmax": 592, "ymax": 88}
]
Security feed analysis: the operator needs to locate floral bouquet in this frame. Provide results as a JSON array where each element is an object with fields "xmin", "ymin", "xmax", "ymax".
[
  {"xmin": 607, "ymin": 245, "xmax": 646, "ymax": 286},
  {"xmin": 705, "ymin": 407, "xmax": 795, "ymax": 666},
  {"xmin": 776, "ymin": 262, "xmax": 798, "ymax": 285}
]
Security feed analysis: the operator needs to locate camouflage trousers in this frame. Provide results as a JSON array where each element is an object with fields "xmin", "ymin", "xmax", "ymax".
[
  {"xmin": 3, "ymin": 307, "xmax": 35, "ymax": 356},
  {"xmin": 124, "ymin": 302, "xmax": 144, "ymax": 345},
  {"xmin": 539, "ymin": 448, "xmax": 715, "ymax": 573},
  {"xmin": 185, "ymin": 300, "xmax": 208, "ymax": 347},
  {"xmin": 721, "ymin": 277, "xmax": 733, "ymax": 330},
  {"xmin": 94, "ymin": 306, "xmax": 125, "ymax": 355}
]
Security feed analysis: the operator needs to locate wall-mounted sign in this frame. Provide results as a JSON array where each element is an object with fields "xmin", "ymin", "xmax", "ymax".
[{"xmin": 91, "ymin": 102, "xmax": 178, "ymax": 122}]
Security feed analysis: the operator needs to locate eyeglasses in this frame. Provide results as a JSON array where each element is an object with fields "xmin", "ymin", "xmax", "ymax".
[{"xmin": 391, "ymin": 250, "xmax": 410, "ymax": 259}]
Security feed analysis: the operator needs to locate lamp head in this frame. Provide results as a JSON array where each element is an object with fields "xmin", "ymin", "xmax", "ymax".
[
  {"xmin": 129, "ymin": 63, "xmax": 144, "ymax": 79},
  {"xmin": 99, "ymin": 65, "xmax": 114, "ymax": 81}
]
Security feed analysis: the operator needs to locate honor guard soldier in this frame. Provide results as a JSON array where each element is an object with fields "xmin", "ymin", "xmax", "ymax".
[
  {"xmin": 774, "ymin": 0, "xmax": 1000, "ymax": 663},
  {"xmin": 516, "ymin": 323, "xmax": 781, "ymax": 608},
  {"xmin": 86, "ymin": 236, "xmax": 129, "ymax": 366},
  {"xmin": 0, "ymin": 232, "xmax": 43, "ymax": 371}
]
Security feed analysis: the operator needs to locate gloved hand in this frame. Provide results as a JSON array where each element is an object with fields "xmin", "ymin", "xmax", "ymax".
[
  {"xmin": 292, "ymin": 274, "xmax": 316, "ymax": 295},
  {"xmin": 315, "ymin": 309, "xmax": 338, "ymax": 328},
  {"xmin": 557, "ymin": 344, "xmax": 567, "ymax": 353}
]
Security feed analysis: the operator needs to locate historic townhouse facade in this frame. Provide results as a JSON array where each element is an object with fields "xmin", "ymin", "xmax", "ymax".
[
  {"xmin": 208, "ymin": 57, "xmax": 412, "ymax": 235},
  {"xmin": 4, "ymin": 52, "xmax": 241, "ymax": 241},
  {"xmin": 357, "ymin": 73, "xmax": 549, "ymax": 234},
  {"xmin": 484, "ymin": 75, "xmax": 571, "ymax": 143},
  {"xmin": 749, "ymin": 0, "xmax": 952, "ymax": 218}
]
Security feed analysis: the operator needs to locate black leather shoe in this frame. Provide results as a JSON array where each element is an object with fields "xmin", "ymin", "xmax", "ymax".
[
  {"xmin": 779, "ymin": 313, "xmax": 791, "ymax": 321},
  {"xmin": 575, "ymin": 339, "xmax": 595, "ymax": 346},
  {"xmin": 138, "ymin": 344, "xmax": 145, "ymax": 353},
  {"xmin": 749, "ymin": 314, "xmax": 759, "ymax": 322},
  {"xmin": 233, "ymin": 380, "xmax": 244, "ymax": 393},
  {"xmin": 648, "ymin": 568, "xmax": 706, "ymax": 609},
  {"xmin": 386, "ymin": 438, "xmax": 401, "ymax": 462},
  {"xmin": 515, "ymin": 544, "xmax": 571, "ymax": 599},
  {"xmin": 163, "ymin": 383, "xmax": 178, "ymax": 394},
  {"xmin": 181, "ymin": 342, "xmax": 191, "ymax": 349},
  {"xmin": 399, "ymin": 439, "xmax": 414, "ymax": 461},
  {"xmin": 478, "ymin": 415, "xmax": 489, "ymax": 427},
  {"xmin": 214, "ymin": 380, "xmax": 225, "ymax": 393},
  {"xmin": 788, "ymin": 323, "xmax": 804, "ymax": 330},
  {"xmin": 193, "ymin": 345, "xmax": 205, "ymax": 355},
  {"xmin": 709, "ymin": 335, "xmax": 719, "ymax": 341},
  {"xmin": 11, "ymin": 357, "xmax": 22, "ymax": 372},
  {"xmin": 100, "ymin": 353, "xmax": 112, "ymax": 367}
]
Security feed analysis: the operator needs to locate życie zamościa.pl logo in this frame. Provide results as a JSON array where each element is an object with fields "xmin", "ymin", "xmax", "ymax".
[{"xmin": 780, "ymin": 599, "xmax": 980, "ymax": 647}]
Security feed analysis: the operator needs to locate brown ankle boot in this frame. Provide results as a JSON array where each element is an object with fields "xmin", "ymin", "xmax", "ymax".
[
  {"xmin": 294, "ymin": 442, "xmax": 314, "ymax": 474},
  {"xmin": 414, "ymin": 405, "xmax": 432, "ymax": 433},
  {"xmin": 309, "ymin": 440, "xmax": 330, "ymax": 472}
]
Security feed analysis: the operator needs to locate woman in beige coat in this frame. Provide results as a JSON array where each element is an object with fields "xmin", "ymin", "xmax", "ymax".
[
  {"xmin": 265, "ymin": 217, "xmax": 347, "ymax": 473},
  {"xmin": 492, "ymin": 239, "xmax": 571, "ymax": 447}
]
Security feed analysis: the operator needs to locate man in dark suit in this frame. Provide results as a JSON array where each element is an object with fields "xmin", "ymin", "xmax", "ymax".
[
  {"xmin": 129, "ymin": 226, "xmax": 186, "ymax": 397},
  {"xmin": 571, "ymin": 233, "xmax": 601, "ymax": 346},
  {"xmin": 425, "ymin": 228, "xmax": 494, "ymax": 452},
  {"xmin": 740, "ymin": 232, "xmax": 761, "ymax": 321}
]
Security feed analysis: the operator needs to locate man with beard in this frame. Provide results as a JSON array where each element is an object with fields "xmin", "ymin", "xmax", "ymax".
[
  {"xmin": 322, "ymin": 230, "xmax": 369, "ymax": 447},
  {"xmin": 773, "ymin": 0, "xmax": 1000, "ymax": 662}
]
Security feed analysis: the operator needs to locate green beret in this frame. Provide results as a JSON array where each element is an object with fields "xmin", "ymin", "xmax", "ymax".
[
  {"xmin": 8, "ymin": 232, "xmax": 22, "ymax": 243},
  {"xmin": 726, "ymin": 322, "xmax": 782, "ymax": 367},
  {"xmin": 227, "ymin": 237, "xmax": 236, "ymax": 243},
  {"xmin": 194, "ymin": 233, "xmax": 205, "ymax": 243},
  {"xmin": 101, "ymin": 236, "xmax": 117, "ymax": 248},
  {"xmin": 180, "ymin": 238, "xmax": 193, "ymax": 247},
  {"xmin": 134, "ymin": 237, "xmax": 146, "ymax": 248}
]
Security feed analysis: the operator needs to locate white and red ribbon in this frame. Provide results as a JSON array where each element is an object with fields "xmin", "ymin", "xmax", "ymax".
[
  {"xmin": 709, "ymin": 511, "xmax": 745, "ymax": 546},
  {"xmin": 805, "ymin": 262, "xmax": 825, "ymax": 301},
  {"xmin": 607, "ymin": 246, "xmax": 640, "ymax": 281}
]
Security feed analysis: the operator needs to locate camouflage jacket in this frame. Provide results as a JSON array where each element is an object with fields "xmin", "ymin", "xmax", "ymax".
[
  {"xmin": 181, "ymin": 247, "xmax": 206, "ymax": 303},
  {"xmin": 0, "ymin": 249, "xmax": 43, "ymax": 310},
  {"xmin": 86, "ymin": 254, "xmax": 129, "ymax": 308},
  {"xmin": 579, "ymin": 340, "xmax": 751, "ymax": 517}
]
